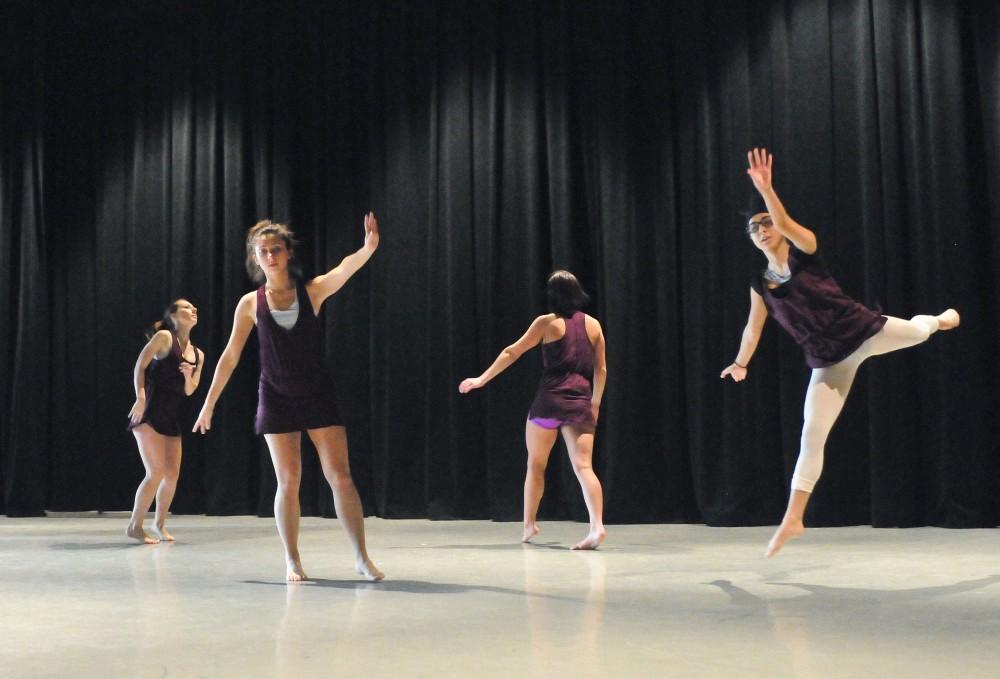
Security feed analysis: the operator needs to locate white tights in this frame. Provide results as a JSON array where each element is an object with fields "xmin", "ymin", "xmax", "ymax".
[{"xmin": 790, "ymin": 315, "xmax": 940, "ymax": 493}]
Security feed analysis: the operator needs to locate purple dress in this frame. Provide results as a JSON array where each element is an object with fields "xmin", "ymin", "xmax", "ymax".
[
  {"xmin": 528, "ymin": 311, "xmax": 597, "ymax": 432},
  {"xmin": 254, "ymin": 281, "xmax": 342, "ymax": 434},
  {"xmin": 128, "ymin": 331, "xmax": 199, "ymax": 437},
  {"xmin": 751, "ymin": 247, "xmax": 887, "ymax": 368}
]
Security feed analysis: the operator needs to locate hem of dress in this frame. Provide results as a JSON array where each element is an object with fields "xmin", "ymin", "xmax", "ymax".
[{"xmin": 804, "ymin": 315, "xmax": 889, "ymax": 369}]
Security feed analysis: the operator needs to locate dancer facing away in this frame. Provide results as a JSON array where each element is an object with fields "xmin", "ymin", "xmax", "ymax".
[
  {"xmin": 459, "ymin": 271, "xmax": 608, "ymax": 550},
  {"xmin": 193, "ymin": 215, "xmax": 383, "ymax": 582},
  {"xmin": 127, "ymin": 299, "xmax": 204, "ymax": 543},
  {"xmin": 721, "ymin": 148, "xmax": 960, "ymax": 557}
]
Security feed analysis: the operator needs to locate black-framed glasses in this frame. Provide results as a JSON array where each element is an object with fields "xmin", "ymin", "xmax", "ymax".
[{"xmin": 747, "ymin": 216, "xmax": 773, "ymax": 234}]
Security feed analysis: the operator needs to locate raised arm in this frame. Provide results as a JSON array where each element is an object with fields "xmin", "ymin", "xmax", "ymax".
[
  {"xmin": 128, "ymin": 330, "xmax": 172, "ymax": 424},
  {"xmin": 589, "ymin": 317, "xmax": 607, "ymax": 422},
  {"xmin": 458, "ymin": 315, "xmax": 554, "ymax": 393},
  {"xmin": 720, "ymin": 287, "xmax": 768, "ymax": 382},
  {"xmin": 306, "ymin": 212, "xmax": 379, "ymax": 312},
  {"xmin": 193, "ymin": 294, "xmax": 256, "ymax": 433},
  {"xmin": 747, "ymin": 148, "xmax": 817, "ymax": 254}
]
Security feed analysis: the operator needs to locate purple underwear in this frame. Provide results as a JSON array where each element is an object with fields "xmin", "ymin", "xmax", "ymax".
[{"xmin": 529, "ymin": 417, "xmax": 563, "ymax": 430}]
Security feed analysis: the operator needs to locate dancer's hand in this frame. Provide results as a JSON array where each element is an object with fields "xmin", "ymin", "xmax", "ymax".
[
  {"xmin": 128, "ymin": 397, "xmax": 146, "ymax": 424},
  {"xmin": 363, "ymin": 212, "xmax": 379, "ymax": 252},
  {"xmin": 458, "ymin": 377, "xmax": 484, "ymax": 393},
  {"xmin": 746, "ymin": 147, "xmax": 773, "ymax": 193},
  {"xmin": 193, "ymin": 406, "xmax": 213, "ymax": 434},
  {"xmin": 720, "ymin": 363, "xmax": 748, "ymax": 382},
  {"xmin": 179, "ymin": 362, "xmax": 194, "ymax": 380}
]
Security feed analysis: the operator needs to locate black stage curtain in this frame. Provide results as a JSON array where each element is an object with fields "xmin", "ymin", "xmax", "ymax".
[{"xmin": 1, "ymin": 1, "xmax": 997, "ymax": 526}]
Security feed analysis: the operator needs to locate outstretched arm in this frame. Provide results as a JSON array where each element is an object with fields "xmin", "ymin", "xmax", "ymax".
[
  {"xmin": 128, "ymin": 330, "xmax": 172, "ymax": 424},
  {"xmin": 193, "ymin": 294, "xmax": 256, "ymax": 433},
  {"xmin": 720, "ymin": 287, "xmax": 768, "ymax": 382},
  {"xmin": 306, "ymin": 212, "xmax": 379, "ymax": 312},
  {"xmin": 458, "ymin": 315, "xmax": 553, "ymax": 393},
  {"xmin": 747, "ymin": 148, "xmax": 817, "ymax": 254}
]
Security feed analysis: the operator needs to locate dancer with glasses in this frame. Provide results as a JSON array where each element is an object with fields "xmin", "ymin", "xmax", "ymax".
[
  {"xmin": 721, "ymin": 148, "xmax": 960, "ymax": 557},
  {"xmin": 460, "ymin": 271, "xmax": 608, "ymax": 550},
  {"xmin": 194, "ymin": 215, "xmax": 383, "ymax": 582}
]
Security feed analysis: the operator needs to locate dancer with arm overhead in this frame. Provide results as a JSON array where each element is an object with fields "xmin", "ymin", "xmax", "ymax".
[
  {"xmin": 127, "ymin": 299, "xmax": 204, "ymax": 543},
  {"xmin": 193, "ymin": 215, "xmax": 383, "ymax": 582},
  {"xmin": 721, "ymin": 148, "xmax": 960, "ymax": 557},
  {"xmin": 460, "ymin": 271, "xmax": 608, "ymax": 550}
]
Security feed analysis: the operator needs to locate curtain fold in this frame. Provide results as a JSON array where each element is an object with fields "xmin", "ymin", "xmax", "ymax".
[{"xmin": 1, "ymin": 0, "xmax": 996, "ymax": 527}]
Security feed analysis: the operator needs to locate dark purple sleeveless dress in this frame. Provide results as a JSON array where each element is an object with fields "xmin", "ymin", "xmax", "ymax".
[
  {"xmin": 254, "ymin": 281, "xmax": 343, "ymax": 434},
  {"xmin": 128, "ymin": 331, "xmax": 199, "ymax": 437},
  {"xmin": 528, "ymin": 311, "xmax": 597, "ymax": 432},
  {"xmin": 751, "ymin": 247, "xmax": 887, "ymax": 369}
]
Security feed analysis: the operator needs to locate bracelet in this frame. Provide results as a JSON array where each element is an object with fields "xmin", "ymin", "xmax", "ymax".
[{"xmin": 733, "ymin": 360, "xmax": 747, "ymax": 369}]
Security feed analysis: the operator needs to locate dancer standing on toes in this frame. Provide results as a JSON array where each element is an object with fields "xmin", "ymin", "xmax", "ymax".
[
  {"xmin": 459, "ymin": 271, "xmax": 608, "ymax": 550},
  {"xmin": 193, "ymin": 215, "xmax": 383, "ymax": 583},
  {"xmin": 127, "ymin": 300, "xmax": 204, "ymax": 544},
  {"xmin": 721, "ymin": 148, "xmax": 961, "ymax": 558}
]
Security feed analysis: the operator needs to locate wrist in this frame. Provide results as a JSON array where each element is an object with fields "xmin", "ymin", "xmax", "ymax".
[{"xmin": 733, "ymin": 360, "xmax": 747, "ymax": 369}]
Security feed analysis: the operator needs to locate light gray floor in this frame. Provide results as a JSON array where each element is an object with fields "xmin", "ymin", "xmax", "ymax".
[{"xmin": 1, "ymin": 515, "xmax": 997, "ymax": 679}]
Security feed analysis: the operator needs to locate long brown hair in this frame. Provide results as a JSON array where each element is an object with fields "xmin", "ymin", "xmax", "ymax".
[{"xmin": 245, "ymin": 219, "xmax": 302, "ymax": 283}]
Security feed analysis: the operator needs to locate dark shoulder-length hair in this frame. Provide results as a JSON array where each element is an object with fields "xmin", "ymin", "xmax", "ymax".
[
  {"xmin": 245, "ymin": 219, "xmax": 302, "ymax": 283},
  {"xmin": 546, "ymin": 270, "xmax": 590, "ymax": 318},
  {"xmin": 146, "ymin": 299, "xmax": 182, "ymax": 340}
]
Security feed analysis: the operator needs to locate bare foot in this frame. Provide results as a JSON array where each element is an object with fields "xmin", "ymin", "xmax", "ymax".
[
  {"xmin": 937, "ymin": 308, "xmax": 960, "ymax": 330},
  {"xmin": 522, "ymin": 523, "xmax": 540, "ymax": 543},
  {"xmin": 126, "ymin": 525, "xmax": 159, "ymax": 544},
  {"xmin": 150, "ymin": 525, "xmax": 175, "ymax": 542},
  {"xmin": 356, "ymin": 558, "xmax": 385, "ymax": 582},
  {"xmin": 286, "ymin": 558, "xmax": 308, "ymax": 582},
  {"xmin": 571, "ymin": 527, "xmax": 606, "ymax": 550},
  {"xmin": 765, "ymin": 521, "xmax": 805, "ymax": 557}
]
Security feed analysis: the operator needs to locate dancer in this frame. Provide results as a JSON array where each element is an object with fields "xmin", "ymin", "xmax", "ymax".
[
  {"xmin": 193, "ymin": 215, "xmax": 383, "ymax": 582},
  {"xmin": 127, "ymin": 299, "xmax": 203, "ymax": 543},
  {"xmin": 721, "ymin": 148, "xmax": 960, "ymax": 557},
  {"xmin": 460, "ymin": 271, "xmax": 608, "ymax": 550}
]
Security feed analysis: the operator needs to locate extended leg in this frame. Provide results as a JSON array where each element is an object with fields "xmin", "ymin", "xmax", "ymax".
[
  {"xmin": 309, "ymin": 425, "xmax": 384, "ymax": 581},
  {"xmin": 523, "ymin": 421, "xmax": 558, "ymax": 543},
  {"xmin": 561, "ymin": 425, "xmax": 605, "ymax": 550},
  {"xmin": 767, "ymin": 359, "xmax": 860, "ymax": 557},
  {"xmin": 265, "ymin": 432, "xmax": 306, "ymax": 581}
]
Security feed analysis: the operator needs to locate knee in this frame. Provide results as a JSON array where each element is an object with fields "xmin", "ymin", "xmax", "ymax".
[
  {"xmin": 325, "ymin": 467, "xmax": 353, "ymax": 492},
  {"xmin": 161, "ymin": 467, "xmax": 180, "ymax": 486},
  {"xmin": 275, "ymin": 472, "xmax": 301, "ymax": 495},
  {"xmin": 526, "ymin": 459, "xmax": 547, "ymax": 476},
  {"xmin": 570, "ymin": 458, "xmax": 592, "ymax": 476}
]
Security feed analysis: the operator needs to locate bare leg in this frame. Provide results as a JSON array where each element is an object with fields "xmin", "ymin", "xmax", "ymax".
[
  {"xmin": 309, "ymin": 426, "xmax": 384, "ymax": 581},
  {"xmin": 766, "ymin": 490, "xmax": 810, "ymax": 558},
  {"xmin": 265, "ymin": 433, "xmax": 306, "ymax": 581},
  {"xmin": 150, "ymin": 436, "xmax": 182, "ymax": 541},
  {"xmin": 562, "ymin": 426, "xmax": 606, "ymax": 550},
  {"xmin": 127, "ymin": 425, "xmax": 166, "ymax": 544},
  {"xmin": 523, "ymin": 421, "xmax": 558, "ymax": 542}
]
